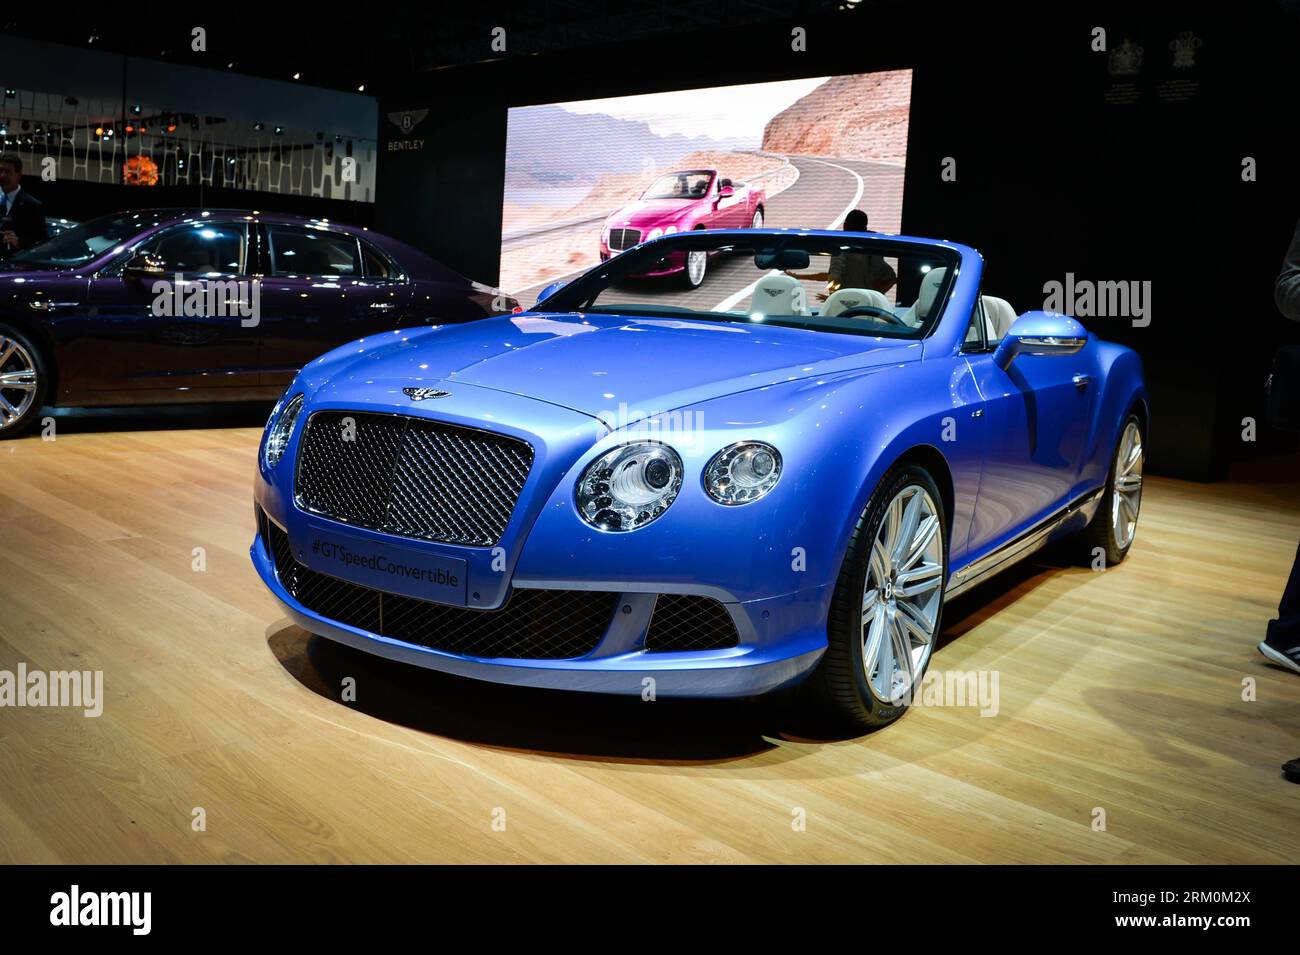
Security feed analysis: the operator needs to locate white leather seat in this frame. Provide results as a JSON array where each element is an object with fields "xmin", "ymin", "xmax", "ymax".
[
  {"xmin": 820, "ymin": 287, "xmax": 890, "ymax": 317},
  {"xmin": 981, "ymin": 295, "xmax": 1017, "ymax": 342},
  {"xmin": 749, "ymin": 272, "xmax": 806, "ymax": 316},
  {"xmin": 900, "ymin": 267, "xmax": 947, "ymax": 328}
]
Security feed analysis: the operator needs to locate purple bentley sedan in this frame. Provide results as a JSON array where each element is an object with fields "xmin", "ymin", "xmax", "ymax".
[
  {"xmin": 0, "ymin": 209, "xmax": 517, "ymax": 437},
  {"xmin": 598, "ymin": 169, "xmax": 766, "ymax": 288}
]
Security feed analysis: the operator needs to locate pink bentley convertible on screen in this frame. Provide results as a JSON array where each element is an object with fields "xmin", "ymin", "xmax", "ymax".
[{"xmin": 598, "ymin": 169, "xmax": 766, "ymax": 287}]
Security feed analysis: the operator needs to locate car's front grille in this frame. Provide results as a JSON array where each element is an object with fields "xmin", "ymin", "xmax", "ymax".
[
  {"xmin": 295, "ymin": 411, "xmax": 533, "ymax": 547},
  {"xmin": 265, "ymin": 519, "xmax": 618, "ymax": 659},
  {"xmin": 643, "ymin": 594, "xmax": 741, "ymax": 652},
  {"xmin": 608, "ymin": 227, "xmax": 641, "ymax": 251}
]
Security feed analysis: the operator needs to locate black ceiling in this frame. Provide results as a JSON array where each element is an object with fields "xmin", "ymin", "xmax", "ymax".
[{"xmin": 0, "ymin": 1, "xmax": 893, "ymax": 96}]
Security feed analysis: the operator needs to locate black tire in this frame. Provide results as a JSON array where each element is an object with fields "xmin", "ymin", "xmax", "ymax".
[
  {"xmin": 0, "ymin": 323, "xmax": 48, "ymax": 439},
  {"xmin": 1080, "ymin": 413, "xmax": 1144, "ymax": 567},
  {"xmin": 800, "ymin": 462, "xmax": 948, "ymax": 730}
]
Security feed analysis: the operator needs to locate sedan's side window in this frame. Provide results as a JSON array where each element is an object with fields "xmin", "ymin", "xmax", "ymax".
[
  {"xmin": 267, "ymin": 226, "xmax": 362, "ymax": 279},
  {"xmin": 360, "ymin": 240, "xmax": 403, "ymax": 280},
  {"xmin": 143, "ymin": 222, "xmax": 248, "ymax": 277}
]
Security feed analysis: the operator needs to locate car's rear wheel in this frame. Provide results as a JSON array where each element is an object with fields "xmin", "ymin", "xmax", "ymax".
[
  {"xmin": 0, "ymin": 324, "xmax": 47, "ymax": 439},
  {"xmin": 1081, "ymin": 414, "xmax": 1144, "ymax": 566},
  {"xmin": 803, "ymin": 463, "xmax": 947, "ymax": 730}
]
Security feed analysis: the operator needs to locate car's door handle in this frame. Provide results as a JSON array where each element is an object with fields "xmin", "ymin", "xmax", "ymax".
[{"xmin": 1072, "ymin": 374, "xmax": 1092, "ymax": 391}]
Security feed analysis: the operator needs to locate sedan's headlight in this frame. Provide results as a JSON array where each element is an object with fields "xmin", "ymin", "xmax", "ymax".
[
  {"xmin": 646, "ymin": 227, "xmax": 663, "ymax": 241},
  {"xmin": 703, "ymin": 442, "xmax": 782, "ymax": 505},
  {"xmin": 576, "ymin": 442, "xmax": 683, "ymax": 531},
  {"xmin": 263, "ymin": 393, "xmax": 304, "ymax": 469}
]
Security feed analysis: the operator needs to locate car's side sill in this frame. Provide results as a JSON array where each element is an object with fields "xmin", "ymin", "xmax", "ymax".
[{"xmin": 944, "ymin": 487, "xmax": 1105, "ymax": 602}]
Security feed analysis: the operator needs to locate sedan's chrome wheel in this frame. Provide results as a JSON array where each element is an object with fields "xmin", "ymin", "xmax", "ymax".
[
  {"xmin": 1111, "ymin": 420, "xmax": 1143, "ymax": 550},
  {"xmin": 751, "ymin": 209, "xmax": 763, "ymax": 229},
  {"xmin": 0, "ymin": 334, "xmax": 38, "ymax": 431},
  {"xmin": 862, "ymin": 484, "xmax": 944, "ymax": 705},
  {"xmin": 686, "ymin": 249, "xmax": 707, "ymax": 286}
]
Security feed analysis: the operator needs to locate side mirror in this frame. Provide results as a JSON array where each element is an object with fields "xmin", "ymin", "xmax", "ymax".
[
  {"xmin": 992, "ymin": 311, "xmax": 1087, "ymax": 371},
  {"xmin": 123, "ymin": 253, "xmax": 166, "ymax": 280},
  {"xmin": 717, "ymin": 185, "xmax": 734, "ymax": 199},
  {"xmin": 535, "ymin": 279, "xmax": 567, "ymax": 307}
]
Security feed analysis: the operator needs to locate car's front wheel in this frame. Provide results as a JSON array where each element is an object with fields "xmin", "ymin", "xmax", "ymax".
[
  {"xmin": 1081, "ymin": 413, "xmax": 1144, "ymax": 566},
  {"xmin": 751, "ymin": 208, "xmax": 764, "ymax": 229},
  {"xmin": 0, "ymin": 324, "xmax": 47, "ymax": 439},
  {"xmin": 804, "ymin": 463, "xmax": 947, "ymax": 730}
]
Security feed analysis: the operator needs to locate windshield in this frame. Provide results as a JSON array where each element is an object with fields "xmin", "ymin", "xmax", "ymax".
[
  {"xmin": 6, "ymin": 211, "xmax": 163, "ymax": 270},
  {"xmin": 539, "ymin": 232, "xmax": 961, "ymax": 339},
  {"xmin": 640, "ymin": 171, "xmax": 713, "ymax": 200}
]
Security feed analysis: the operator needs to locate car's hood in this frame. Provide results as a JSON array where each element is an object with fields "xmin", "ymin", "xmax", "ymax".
[
  {"xmin": 314, "ymin": 312, "xmax": 921, "ymax": 427},
  {"xmin": 604, "ymin": 198, "xmax": 698, "ymax": 228}
]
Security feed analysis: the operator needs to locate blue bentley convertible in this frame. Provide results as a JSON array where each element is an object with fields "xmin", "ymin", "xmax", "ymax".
[{"xmin": 251, "ymin": 229, "xmax": 1147, "ymax": 729}]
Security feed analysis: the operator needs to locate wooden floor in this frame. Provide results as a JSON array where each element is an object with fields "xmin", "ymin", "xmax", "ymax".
[{"xmin": 2, "ymin": 414, "xmax": 1298, "ymax": 863}]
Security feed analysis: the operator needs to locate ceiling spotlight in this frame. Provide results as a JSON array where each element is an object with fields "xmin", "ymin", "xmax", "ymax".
[
  {"xmin": 273, "ymin": 126, "xmax": 284, "ymax": 136},
  {"xmin": 4, "ymin": 89, "xmax": 15, "ymax": 98},
  {"xmin": 253, "ymin": 122, "xmax": 264, "ymax": 131},
  {"xmin": 131, "ymin": 104, "xmax": 142, "ymax": 115},
  {"xmin": 292, "ymin": 72, "xmax": 301, "ymax": 80},
  {"xmin": 356, "ymin": 84, "xmax": 365, "ymax": 92}
]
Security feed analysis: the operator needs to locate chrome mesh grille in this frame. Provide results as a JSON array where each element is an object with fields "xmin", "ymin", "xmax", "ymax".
[
  {"xmin": 295, "ymin": 411, "xmax": 533, "ymax": 547},
  {"xmin": 264, "ymin": 516, "xmax": 616, "ymax": 659},
  {"xmin": 608, "ymin": 227, "xmax": 642, "ymax": 251}
]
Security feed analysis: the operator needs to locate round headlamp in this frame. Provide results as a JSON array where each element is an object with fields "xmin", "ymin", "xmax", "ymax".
[
  {"xmin": 263, "ymin": 393, "xmax": 304, "ymax": 469},
  {"xmin": 576, "ymin": 442, "xmax": 683, "ymax": 532},
  {"xmin": 703, "ymin": 441, "xmax": 782, "ymax": 505}
]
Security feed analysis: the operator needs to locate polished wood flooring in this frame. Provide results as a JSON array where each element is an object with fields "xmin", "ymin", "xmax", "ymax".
[{"xmin": 1, "ymin": 417, "xmax": 1297, "ymax": 863}]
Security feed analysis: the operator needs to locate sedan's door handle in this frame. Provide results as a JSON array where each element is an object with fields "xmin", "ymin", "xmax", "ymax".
[{"xmin": 1072, "ymin": 373, "xmax": 1092, "ymax": 391}]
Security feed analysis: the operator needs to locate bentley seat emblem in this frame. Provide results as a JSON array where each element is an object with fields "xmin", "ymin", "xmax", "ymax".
[{"xmin": 403, "ymin": 387, "xmax": 450, "ymax": 401}]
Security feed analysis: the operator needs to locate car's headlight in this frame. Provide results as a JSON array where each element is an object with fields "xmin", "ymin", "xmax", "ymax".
[
  {"xmin": 646, "ymin": 227, "xmax": 663, "ymax": 241},
  {"xmin": 703, "ymin": 442, "xmax": 782, "ymax": 505},
  {"xmin": 263, "ymin": 393, "xmax": 304, "ymax": 469},
  {"xmin": 576, "ymin": 442, "xmax": 683, "ymax": 531}
]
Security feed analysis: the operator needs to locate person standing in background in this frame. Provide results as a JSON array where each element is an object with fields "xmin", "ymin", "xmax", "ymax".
[
  {"xmin": 0, "ymin": 153, "xmax": 48, "ymax": 257},
  {"xmin": 1260, "ymin": 214, "xmax": 1300, "ymax": 783},
  {"xmin": 785, "ymin": 209, "xmax": 896, "ymax": 299}
]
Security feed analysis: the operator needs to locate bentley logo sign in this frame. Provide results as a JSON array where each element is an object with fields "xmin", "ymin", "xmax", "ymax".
[
  {"xmin": 387, "ymin": 109, "xmax": 429, "ymax": 136},
  {"xmin": 403, "ymin": 387, "xmax": 450, "ymax": 401}
]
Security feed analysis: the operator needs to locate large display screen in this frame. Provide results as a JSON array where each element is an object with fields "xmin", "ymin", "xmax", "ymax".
[{"xmin": 500, "ymin": 70, "xmax": 912, "ymax": 307}]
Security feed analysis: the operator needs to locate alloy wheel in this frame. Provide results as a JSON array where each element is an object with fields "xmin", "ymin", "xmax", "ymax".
[
  {"xmin": 1111, "ymin": 420, "xmax": 1143, "ymax": 550},
  {"xmin": 862, "ymin": 484, "xmax": 944, "ymax": 705},
  {"xmin": 0, "ymin": 335, "xmax": 38, "ymax": 432},
  {"xmin": 686, "ymin": 249, "xmax": 707, "ymax": 286}
]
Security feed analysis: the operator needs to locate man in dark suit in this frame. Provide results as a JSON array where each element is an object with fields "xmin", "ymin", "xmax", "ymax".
[
  {"xmin": 1262, "ymin": 213, "xmax": 1300, "ymax": 784},
  {"xmin": 0, "ymin": 153, "xmax": 48, "ymax": 257}
]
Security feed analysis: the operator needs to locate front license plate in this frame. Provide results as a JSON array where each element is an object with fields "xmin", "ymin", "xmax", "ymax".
[{"xmin": 296, "ymin": 524, "xmax": 468, "ymax": 606}]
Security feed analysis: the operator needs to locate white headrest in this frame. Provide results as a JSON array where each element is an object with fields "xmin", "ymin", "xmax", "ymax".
[
  {"xmin": 900, "ymin": 267, "xmax": 947, "ymax": 329},
  {"xmin": 749, "ymin": 272, "xmax": 806, "ymax": 316},
  {"xmin": 915, "ymin": 267, "xmax": 947, "ymax": 319},
  {"xmin": 981, "ymin": 296, "xmax": 1017, "ymax": 342},
  {"xmin": 821, "ymin": 287, "xmax": 890, "ymax": 318}
]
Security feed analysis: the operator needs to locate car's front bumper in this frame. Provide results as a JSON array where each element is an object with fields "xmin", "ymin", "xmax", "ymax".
[{"xmin": 250, "ymin": 524, "xmax": 828, "ymax": 699}]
